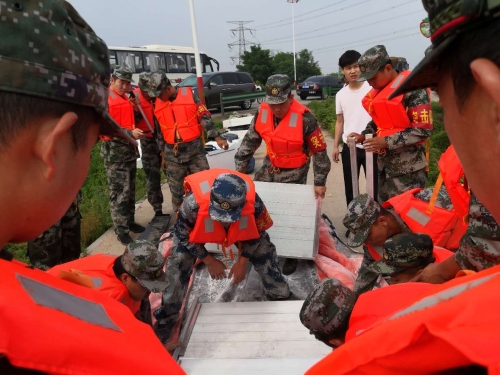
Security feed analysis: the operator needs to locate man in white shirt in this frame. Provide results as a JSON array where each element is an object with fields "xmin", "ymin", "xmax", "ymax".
[{"xmin": 333, "ymin": 50, "xmax": 378, "ymax": 206}]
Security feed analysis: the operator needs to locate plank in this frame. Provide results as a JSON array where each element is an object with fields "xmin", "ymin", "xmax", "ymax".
[
  {"xmin": 196, "ymin": 313, "xmax": 299, "ymax": 324},
  {"xmin": 192, "ymin": 321, "xmax": 306, "ymax": 333},
  {"xmin": 197, "ymin": 301, "xmax": 304, "ymax": 315},
  {"xmin": 181, "ymin": 358, "xmax": 324, "ymax": 375},
  {"xmin": 189, "ymin": 330, "xmax": 315, "ymax": 343},
  {"xmin": 183, "ymin": 341, "xmax": 331, "ymax": 359}
]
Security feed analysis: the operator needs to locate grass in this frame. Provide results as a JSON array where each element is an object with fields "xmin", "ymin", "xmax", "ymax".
[{"xmin": 307, "ymin": 99, "xmax": 449, "ymax": 187}]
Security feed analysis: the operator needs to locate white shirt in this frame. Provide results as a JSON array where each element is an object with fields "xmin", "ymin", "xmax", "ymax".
[{"xmin": 336, "ymin": 81, "xmax": 372, "ymax": 148}]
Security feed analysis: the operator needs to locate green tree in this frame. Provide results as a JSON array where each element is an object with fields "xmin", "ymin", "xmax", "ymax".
[
  {"xmin": 236, "ymin": 45, "xmax": 273, "ymax": 84},
  {"xmin": 271, "ymin": 49, "xmax": 322, "ymax": 84},
  {"xmin": 271, "ymin": 51, "xmax": 294, "ymax": 81}
]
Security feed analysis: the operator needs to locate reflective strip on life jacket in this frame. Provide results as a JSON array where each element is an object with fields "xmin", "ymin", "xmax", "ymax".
[{"xmin": 255, "ymin": 100, "xmax": 309, "ymax": 169}]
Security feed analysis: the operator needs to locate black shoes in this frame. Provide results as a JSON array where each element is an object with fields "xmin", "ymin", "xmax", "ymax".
[
  {"xmin": 117, "ymin": 233, "xmax": 133, "ymax": 245},
  {"xmin": 155, "ymin": 210, "xmax": 168, "ymax": 217},
  {"xmin": 282, "ymin": 258, "xmax": 299, "ymax": 276},
  {"xmin": 129, "ymin": 223, "xmax": 145, "ymax": 233}
]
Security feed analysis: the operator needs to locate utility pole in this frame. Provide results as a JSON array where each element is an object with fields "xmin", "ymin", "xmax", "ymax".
[{"xmin": 227, "ymin": 21, "xmax": 255, "ymax": 65}]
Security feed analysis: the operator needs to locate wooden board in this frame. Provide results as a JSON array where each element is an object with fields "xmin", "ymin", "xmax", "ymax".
[
  {"xmin": 206, "ymin": 182, "xmax": 320, "ymax": 260},
  {"xmin": 181, "ymin": 301, "xmax": 331, "ymax": 368}
]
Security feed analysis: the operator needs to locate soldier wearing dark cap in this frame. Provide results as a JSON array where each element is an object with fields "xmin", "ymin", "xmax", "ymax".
[
  {"xmin": 154, "ymin": 169, "xmax": 290, "ymax": 342},
  {"xmin": 348, "ymin": 45, "xmax": 432, "ymax": 204},
  {"xmin": 101, "ymin": 65, "xmax": 146, "ymax": 245},
  {"xmin": 144, "ymin": 72, "xmax": 228, "ymax": 213},
  {"xmin": 235, "ymin": 74, "xmax": 332, "ymax": 275},
  {"xmin": 391, "ymin": 0, "xmax": 500, "ymax": 285}
]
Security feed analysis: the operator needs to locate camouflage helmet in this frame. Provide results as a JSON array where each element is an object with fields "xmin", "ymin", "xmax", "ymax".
[
  {"xmin": 389, "ymin": 0, "xmax": 500, "ymax": 99},
  {"xmin": 300, "ymin": 278, "xmax": 357, "ymax": 343},
  {"xmin": 209, "ymin": 173, "xmax": 248, "ymax": 224},
  {"xmin": 343, "ymin": 194, "xmax": 381, "ymax": 247},
  {"xmin": 138, "ymin": 71, "xmax": 170, "ymax": 98},
  {"xmin": 121, "ymin": 240, "xmax": 168, "ymax": 293},
  {"xmin": 112, "ymin": 65, "xmax": 134, "ymax": 83},
  {"xmin": 0, "ymin": 0, "xmax": 135, "ymax": 145},
  {"xmin": 265, "ymin": 74, "xmax": 292, "ymax": 104},
  {"xmin": 357, "ymin": 45, "xmax": 391, "ymax": 81},
  {"xmin": 369, "ymin": 233, "xmax": 435, "ymax": 275}
]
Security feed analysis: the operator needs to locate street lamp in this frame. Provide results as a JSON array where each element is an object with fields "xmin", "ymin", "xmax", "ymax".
[{"xmin": 287, "ymin": 0, "xmax": 299, "ymax": 87}]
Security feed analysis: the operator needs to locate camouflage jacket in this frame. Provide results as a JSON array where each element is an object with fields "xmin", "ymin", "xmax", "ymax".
[
  {"xmin": 455, "ymin": 193, "xmax": 500, "ymax": 272},
  {"xmin": 156, "ymin": 90, "xmax": 221, "ymax": 163},
  {"xmin": 362, "ymin": 89, "xmax": 432, "ymax": 177},
  {"xmin": 234, "ymin": 109, "xmax": 331, "ymax": 186},
  {"xmin": 173, "ymin": 192, "xmax": 272, "ymax": 259},
  {"xmin": 100, "ymin": 137, "xmax": 137, "ymax": 163}
]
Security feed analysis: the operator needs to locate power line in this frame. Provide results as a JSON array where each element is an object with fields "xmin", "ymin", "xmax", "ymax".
[
  {"xmin": 227, "ymin": 21, "xmax": 256, "ymax": 66},
  {"xmin": 258, "ymin": 0, "xmax": 418, "ymax": 44}
]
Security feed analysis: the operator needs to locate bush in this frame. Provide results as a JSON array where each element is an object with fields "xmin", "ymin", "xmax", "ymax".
[{"xmin": 307, "ymin": 98, "xmax": 337, "ymax": 134}]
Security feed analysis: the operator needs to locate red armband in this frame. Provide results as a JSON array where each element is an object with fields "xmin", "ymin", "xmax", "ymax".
[
  {"xmin": 306, "ymin": 127, "xmax": 328, "ymax": 153},
  {"xmin": 196, "ymin": 103, "xmax": 211, "ymax": 121},
  {"xmin": 408, "ymin": 104, "xmax": 433, "ymax": 130},
  {"xmin": 255, "ymin": 207, "xmax": 273, "ymax": 232}
]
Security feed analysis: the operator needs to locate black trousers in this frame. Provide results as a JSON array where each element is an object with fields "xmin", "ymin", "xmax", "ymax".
[{"xmin": 341, "ymin": 145, "xmax": 378, "ymax": 206}]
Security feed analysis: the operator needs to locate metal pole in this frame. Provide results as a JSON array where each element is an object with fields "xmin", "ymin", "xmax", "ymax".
[
  {"xmin": 365, "ymin": 134, "xmax": 375, "ymax": 199},
  {"xmin": 188, "ymin": 0, "xmax": 206, "ymax": 105},
  {"xmin": 349, "ymin": 138, "xmax": 359, "ymax": 198},
  {"xmin": 292, "ymin": 2, "xmax": 297, "ymax": 86}
]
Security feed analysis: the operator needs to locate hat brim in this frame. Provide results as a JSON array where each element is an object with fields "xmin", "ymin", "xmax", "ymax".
[
  {"xmin": 368, "ymin": 261, "xmax": 403, "ymax": 276},
  {"xmin": 357, "ymin": 69, "xmax": 378, "ymax": 82},
  {"xmin": 99, "ymin": 109, "xmax": 137, "ymax": 146},
  {"xmin": 136, "ymin": 270, "xmax": 169, "ymax": 293},
  {"xmin": 209, "ymin": 203, "xmax": 243, "ymax": 224},
  {"xmin": 388, "ymin": 35, "xmax": 456, "ymax": 99},
  {"xmin": 265, "ymin": 94, "xmax": 288, "ymax": 105},
  {"xmin": 346, "ymin": 227, "xmax": 370, "ymax": 248}
]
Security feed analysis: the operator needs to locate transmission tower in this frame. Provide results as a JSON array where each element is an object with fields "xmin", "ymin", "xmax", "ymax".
[{"xmin": 227, "ymin": 21, "xmax": 256, "ymax": 65}]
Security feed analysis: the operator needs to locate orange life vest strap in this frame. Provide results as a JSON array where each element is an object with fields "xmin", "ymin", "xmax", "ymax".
[{"xmin": 426, "ymin": 174, "xmax": 444, "ymax": 215}]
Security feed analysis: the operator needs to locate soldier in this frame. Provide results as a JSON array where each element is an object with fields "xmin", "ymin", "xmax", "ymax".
[
  {"xmin": 134, "ymin": 73, "xmax": 165, "ymax": 217},
  {"xmin": 149, "ymin": 72, "xmax": 228, "ymax": 213},
  {"xmin": 235, "ymin": 74, "xmax": 332, "ymax": 275},
  {"xmin": 348, "ymin": 45, "xmax": 432, "ymax": 203},
  {"xmin": 27, "ymin": 192, "xmax": 82, "ymax": 270},
  {"xmin": 388, "ymin": 0, "xmax": 500, "ymax": 284},
  {"xmin": 101, "ymin": 66, "xmax": 146, "ymax": 245},
  {"xmin": 154, "ymin": 170, "xmax": 290, "ymax": 342}
]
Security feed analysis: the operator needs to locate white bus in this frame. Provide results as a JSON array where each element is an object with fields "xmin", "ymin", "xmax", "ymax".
[{"xmin": 108, "ymin": 45, "xmax": 220, "ymax": 84}]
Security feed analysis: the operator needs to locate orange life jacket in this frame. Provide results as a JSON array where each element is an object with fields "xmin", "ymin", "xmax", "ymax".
[
  {"xmin": 133, "ymin": 88, "xmax": 154, "ymax": 138},
  {"xmin": 47, "ymin": 254, "xmax": 140, "ymax": 316},
  {"xmin": 307, "ymin": 266, "xmax": 500, "ymax": 375},
  {"xmin": 155, "ymin": 87, "xmax": 201, "ymax": 145},
  {"xmin": 185, "ymin": 168, "xmax": 261, "ymax": 254},
  {"xmin": 365, "ymin": 244, "xmax": 453, "ymax": 263},
  {"xmin": 0, "ymin": 259, "xmax": 186, "ymax": 375},
  {"xmin": 108, "ymin": 88, "xmax": 135, "ymax": 131},
  {"xmin": 254, "ymin": 100, "xmax": 309, "ymax": 169}
]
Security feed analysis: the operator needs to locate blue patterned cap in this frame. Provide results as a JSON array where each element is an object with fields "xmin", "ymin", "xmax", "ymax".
[{"xmin": 209, "ymin": 173, "xmax": 247, "ymax": 223}]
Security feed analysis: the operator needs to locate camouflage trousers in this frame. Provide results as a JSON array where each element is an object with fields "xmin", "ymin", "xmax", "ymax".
[
  {"xmin": 154, "ymin": 231, "xmax": 290, "ymax": 342},
  {"xmin": 377, "ymin": 168, "xmax": 428, "ymax": 204},
  {"xmin": 164, "ymin": 154, "xmax": 210, "ymax": 212},
  {"xmin": 104, "ymin": 160, "xmax": 136, "ymax": 235},
  {"xmin": 254, "ymin": 156, "xmax": 311, "ymax": 184},
  {"xmin": 141, "ymin": 137, "xmax": 163, "ymax": 213},
  {"xmin": 28, "ymin": 199, "xmax": 81, "ymax": 270}
]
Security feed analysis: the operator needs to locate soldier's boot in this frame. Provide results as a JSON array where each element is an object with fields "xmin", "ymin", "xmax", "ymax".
[
  {"xmin": 117, "ymin": 233, "xmax": 133, "ymax": 245},
  {"xmin": 155, "ymin": 209, "xmax": 168, "ymax": 217},
  {"xmin": 129, "ymin": 223, "xmax": 146, "ymax": 233},
  {"xmin": 282, "ymin": 258, "xmax": 298, "ymax": 276},
  {"xmin": 267, "ymin": 291, "xmax": 295, "ymax": 301}
]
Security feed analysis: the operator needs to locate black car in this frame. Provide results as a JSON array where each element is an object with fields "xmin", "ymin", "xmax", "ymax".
[
  {"xmin": 296, "ymin": 75, "xmax": 343, "ymax": 100},
  {"xmin": 178, "ymin": 72, "xmax": 256, "ymax": 110}
]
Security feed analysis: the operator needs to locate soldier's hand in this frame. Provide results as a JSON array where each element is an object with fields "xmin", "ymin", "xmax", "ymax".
[
  {"xmin": 161, "ymin": 159, "xmax": 167, "ymax": 171},
  {"xmin": 363, "ymin": 136, "xmax": 387, "ymax": 152},
  {"xmin": 132, "ymin": 128, "xmax": 146, "ymax": 140},
  {"xmin": 347, "ymin": 132, "xmax": 365, "ymax": 144},
  {"xmin": 410, "ymin": 263, "xmax": 447, "ymax": 284},
  {"xmin": 215, "ymin": 137, "xmax": 229, "ymax": 150},
  {"xmin": 332, "ymin": 147, "xmax": 340, "ymax": 163},
  {"xmin": 228, "ymin": 257, "xmax": 248, "ymax": 285},
  {"xmin": 314, "ymin": 185, "xmax": 327, "ymax": 199},
  {"xmin": 203, "ymin": 255, "xmax": 227, "ymax": 280},
  {"xmin": 129, "ymin": 96, "xmax": 141, "ymax": 109}
]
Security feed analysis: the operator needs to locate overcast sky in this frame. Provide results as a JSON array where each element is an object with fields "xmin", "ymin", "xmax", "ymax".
[{"xmin": 70, "ymin": 0, "xmax": 429, "ymax": 75}]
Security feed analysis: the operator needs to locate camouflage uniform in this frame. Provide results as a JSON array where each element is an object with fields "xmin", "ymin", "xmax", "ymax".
[
  {"xmin": 235, "ymin": 75, "xmax": 331, "ymax": 186},
  {"xmin": 300, "ymin": 278, "xmax": 357, "ymax": 346},
  {"xmin": 358, "ymin": 46, "xmax": 431, "ymax": 203},
  {"xmin": 28, "ymin": 192, "xmax": 82, "ymax": 270},
  {"xmin": 101, "ymin": 66, "xmax": 141, "ymax": 240},
  {"xmin": 154, "ymin": 173, "xmax": 290, "ymax": 342}
]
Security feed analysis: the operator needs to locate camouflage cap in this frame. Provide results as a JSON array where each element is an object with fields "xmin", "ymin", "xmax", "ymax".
[
  {"xmin": 357, "ymin": 45, "xmax": 391, "ymax": 81},
  {"xmin": 343, "ymin": 194, "xmax": 381, "ymax": 247},
  {"xmin": 0, "ymin": 0, "xmax": 135, "ymax": 145},
  {"xmin": 112, "ymin": 65, "xmax": 134, "ymax": 83},
  {"xmin": 209, "ymin": 173, "xmax": 248, "ymax": 224},
  {"xmin": 265, "ymin": 74, "xmax": 291, "ymax": 104},
  {"xmin": 369, "ymin": 233, "xmax": 435, "ymax": 275},
  {"xmin": 300, "ymin": 278, "xmax": 357, "ymax": 342},
  {"xmin": 138, "ymin": 71, "xmax": 170, "ymax": 98},
  {"xmin": 389, "ymin": 0, "xmax": 500, "ymax": 99},
  {"xmin": 121, "ymin": 240, "xmax": 168, "ymax": 293}
]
